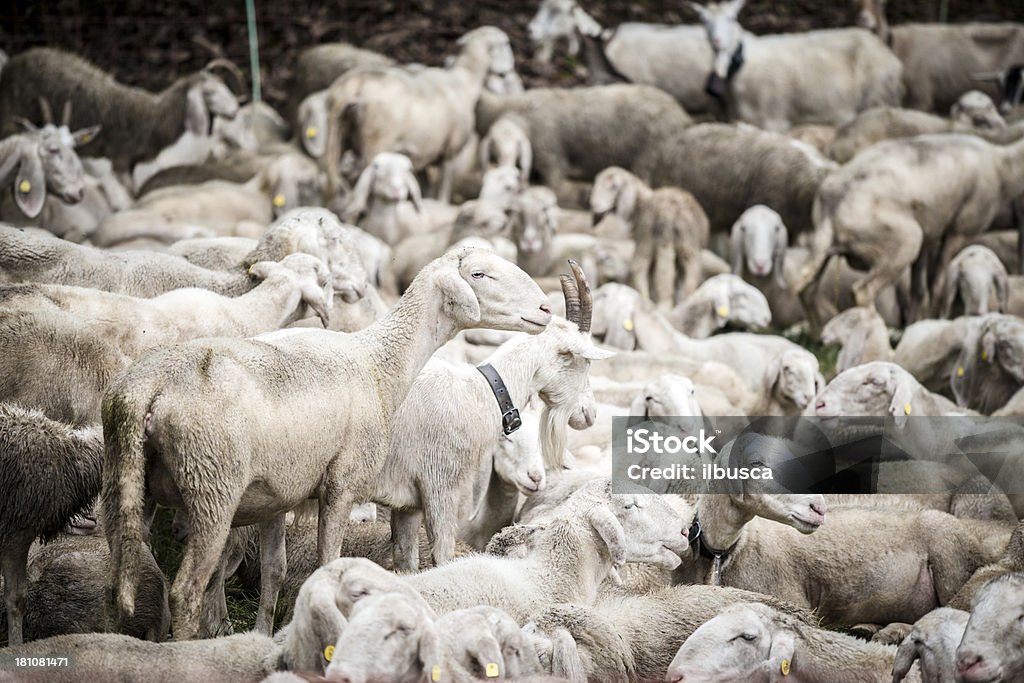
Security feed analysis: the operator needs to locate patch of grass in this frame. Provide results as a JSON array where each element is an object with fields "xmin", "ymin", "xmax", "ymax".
[{"xmin": 783, "ymin": 327, "xmax": 840, "ymax": 378}]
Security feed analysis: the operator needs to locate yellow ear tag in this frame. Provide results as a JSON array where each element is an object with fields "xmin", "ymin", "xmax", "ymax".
[
  {"xmin": 485, "ymin": 663, "xmax": 500, "ymax": 678},
  {"xmin": 903, "ymin": 403, "xmax": 912, "ymax": 415},
  {"xmin": 305, "ymin": 126, "xmax": 318, "ymax": 138},
  {"xmin": 431, "ymin": 665, "xmax": 442, "ymax": 681},
  {"xmin": 981, "ymin": 350, "xmax": 989, "ymax": 361},
  {"xmin": 323, "ymin": 645, "xmax": 335, "ymax": 662},
  {"xmin": 18, "ymin": 180, "xmax": 31, "ymax": 193},
  {"xmin": 957, "ymin": 366, "xmax": 965, "ymax": 377},
  {"xmin": 272, "ymin": 194, "xmax": 286, "ymax": 208},
  {"xmin": 717, "ymin": 305, "xmax": 730, "ymax": 318},
  {"xmin": 781, "ymin": 659, "xmax": 791, "ymax": 676},
  {"xmin": 622, "ymin": 318, "xmax": 634, "ymax": 332}
]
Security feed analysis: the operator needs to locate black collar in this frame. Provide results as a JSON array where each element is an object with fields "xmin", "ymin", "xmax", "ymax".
[
  {"xmin": 687, "ymin": 516, "xmax": 739, "ymax": 561},
  {"xmin": 477, "ymin": 363, "xmax": 522, "ymax": 435}
]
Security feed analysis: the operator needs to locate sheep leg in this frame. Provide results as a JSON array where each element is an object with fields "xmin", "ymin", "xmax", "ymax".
[
  {"xmin": 254, "ymin": 514, "xmax": 286, "ymax": 634},
  {"xmin": 317, "ymin": 487, "xmax": 357, "ymax": 566},
  {"xmin": 390, "ymin": 509, "xmax": 422, "ymax": 573},
  {"xmin": 170, "ymin": 514, "xmax": 234, "ymax": 640},
  {"xmin": 651, "ymin": 241, "xmax": 677, "ymax": 309},
  {"xmin": 423, "ymin": 492, "xmax": 459, "ymax": 568},
  {"xmin": 0, "ymin": 533, "xmax": 32, "ymax": 646},
  {"xmin": 630, "ymin": 238, "xmax": 654, "ymax": 302},
  {"xmin": 851, "ymin": 218, "xmax": 922, "ymax": 313}
]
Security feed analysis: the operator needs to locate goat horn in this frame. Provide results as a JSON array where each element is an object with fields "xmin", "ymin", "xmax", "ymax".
[
  {"xmin": 37, "ymin": 97, "xmax": 53, "ymax": 125},
  {"xmin": 61, "ymin": 100, "xmax": 73, "ymax": 128},
  {"xmin": 568, "ymin": 259, "xmax": 592, "ymax": 334},
  {"xmin": 561, "ymin": 273, "xmax": 582, "ymax": 326},
  {"xmin": 203, "ymin": 58, "xmax": 246, "ymax": 94}
]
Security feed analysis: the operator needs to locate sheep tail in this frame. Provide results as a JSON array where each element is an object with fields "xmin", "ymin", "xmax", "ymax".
[{"xmin": 101, "ymin": 379, "xmax": 158, "ymax": 628}]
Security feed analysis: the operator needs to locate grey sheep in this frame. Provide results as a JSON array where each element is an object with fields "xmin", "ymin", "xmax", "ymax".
[
  {"xmin": 955, "ymin": 573, "xmax": 1024, "ymax": 683},
  {"xmin": 0, "ymin": 48, "xmax": 240, "ymax": 173},
  {"xmin": 0, "ymin": 403, "xmax": 102, "ymax": 644}
]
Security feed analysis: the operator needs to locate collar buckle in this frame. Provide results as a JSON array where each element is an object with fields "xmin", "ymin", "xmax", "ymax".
[{"xmin": 501, "ymin": 408, "xmax": 522, "ymax": 436}]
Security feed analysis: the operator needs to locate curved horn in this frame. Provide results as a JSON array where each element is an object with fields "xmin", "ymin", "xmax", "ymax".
[
  {"xmin": 203, "ymin": 58, "xmax": 246, "ymax": 94},
  {"xmin": 569, "ymin": 259, "xmax": 592, "ymax": 334},
  {"xmin": 61, "ymin": 100, "xmax": 72, "ymax": 128},
  {"xmin": 37, "ymin": 98, "xmax": 53, "ymax": 125},
  {"xmin": 561, "ymin": 273, "xmax": 582, "ymax": 326}
]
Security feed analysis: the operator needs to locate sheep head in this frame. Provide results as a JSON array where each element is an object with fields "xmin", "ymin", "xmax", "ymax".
[
  {"xmin": 249, "ymin": 253, "xmax": 334, "ymax": 328},
  {"xmin": 688, "ymin": 0, "xmax": 746, "ymax": 91},
  {"xmin": 815, "ymin": 361, "xmax": 922, "ymax": 429},
  {"xmin": 457, "ymin": 26, "xmax": 515, "ymax": 78},
  {"xmin": 667, "ymin": 602, "xmax": 797, "ymax": 683},
  {"xmin": 298, "ymin": 90, "xmax": 330, "ymax": 158},
  {"xmin": 5, "ymin": 115, "xmax": 94, "ymax": 217},
  {"xmin": 590, "ymin": 166, "xmax": 642, "ymax": 227},
  {"xmin": 951, "ymin": 90, "xmax": 1006, "ymax": 130},
  {"xmin": 512, "ymin": 186, "xmax": 559, "ymax": 256},
  {"xmin": 730, "ymin": 204, "xmax": 788, "ymax": 288},
  {"xmin": 956, "ymin": 574, "xmax": 1024, "ymax": 683},
  {"xmin": 417, "ymin": 247, "xmax": 551, "ymax": 334}
]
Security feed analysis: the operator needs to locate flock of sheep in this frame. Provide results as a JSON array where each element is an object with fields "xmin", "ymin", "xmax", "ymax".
[{"xmin": 1, "ymin": 0, "xmax": 1024, "ymax": 680}]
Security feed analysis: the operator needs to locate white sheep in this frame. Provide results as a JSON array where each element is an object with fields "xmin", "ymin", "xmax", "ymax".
[
  {"xmin": 687, "ymin": 0, "xmax": 903, "ymax": 131},
  {"xmin": 891, "ymin": 607, "xmax": 969, "ymax": 683},
  {"xmin": 102, "ymin": 248, "xmax": 552, "ymax": 640},
  {"xmin": 590, "ymin": 166, "xmax": 709, "ymax": 307},
  {"xmin": 325, "ymin": 27, "xmax": 515, "ymax": 203},
  {"xmin": 754, "ymin": 348, "xmax": 823, "ymax": 417},
  {"xmin": 374, "ymin": 262, "xmax": 612, "ymax": 570},
  {"xmin": 820, "ymin": 306, "xmax": 894, "ymax": 373},
  {"xmin": 479, "ymin": 116, "xmax": 532, "ymax": 186},
  {"xmin": 815, "ymin": 361, "xmax": 965, "ymax": 423},
  {"xmin": 666, "ymin": 602, "xmax": 923, "ymax": 683},
  {"xmin": 955, "ymin": 573, "xmax": 1024, "ymax": 682},
  {"xmin": 940, "ymin": 245, "xmax": 1009, "ymax": 318},
  {"xmin": 343, "ymin": 151, "xmax": 424, "ymax": 246},
  {"xmin": 668, "ymin": 274, "xmax": 771, "ymax": 338},
  {"xmin": 405, "ymin": 479, "xmax": 689, "ymax": 622}
]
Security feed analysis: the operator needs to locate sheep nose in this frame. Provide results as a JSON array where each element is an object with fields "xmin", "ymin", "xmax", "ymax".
[
  {"xmin": 529, "ymin": 471, "xmax": 543, "ymax": 485},
  {"xmin": 815, "ymin": 399, "xmax": 826, "ymax": 411},
  {"xmin": 810, "ymin": 502, "xmax": 827, "ymax": 518},
  {"xmin": 667, "ymin": 673, "xmax": 685, "ymax": 683},
  {"xmin": 539, "ymin": 303, "xmax": 551, "ymax": 314}
]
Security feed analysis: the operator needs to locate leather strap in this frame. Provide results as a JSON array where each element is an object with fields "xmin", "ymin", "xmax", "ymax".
[{"xmin": 477, "ymin": 363, "xmax": 522, "ymax": 435}]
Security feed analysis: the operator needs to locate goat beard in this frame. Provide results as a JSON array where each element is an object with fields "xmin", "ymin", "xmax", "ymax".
[{"xmin": 540, "ymin": 402, "xmax": 573, "ymax": 471}]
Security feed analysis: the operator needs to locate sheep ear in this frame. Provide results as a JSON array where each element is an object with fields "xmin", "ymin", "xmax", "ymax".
[
  {"xmin": 516, "ymin": 137, "xmax": 532, "ymax": 186},
  {"xmin": 404, "ymin": 170, "xmax": 423, "ymax": 213},
  {"xmin": 14, "ymin": 145, "xmax": 46, "ymax": 218},
  {"xmin": 550, "ymin": 628, "xmax": 587, "ymax": 683},
  {"xmin": 713, "ymin": 286, "xmax": 731, "ymax": 328},
  {"xmin": 301, "ymin": 277, "xmax": 333, "ymax": 328},
  {"xmin": 941, "ymin": 260, "xmax": 961, "ymax": 319},
  {"xmin": 772, "ymin": 225, "xmax": 788, "ymax": 289},
  {"xmin": 888, "ymin": 375, "xmax": 916, "ymax": 429},
  {"xmin": 417, "ymin": 625, "xmax": 446, "ymax": 683},
  {"xmin": 765, "ymin": 354, "xmax": 782, "ymax": 395},
  {"xmin": 891, "ymin": 637, "xmax": 920, "ymax": 683},
  {"xmin": 994, "ymin": 269, "xmax": 1009, "ymax": 313},
  {"xmin": 71, "ymin": 125, "xmax": 101, "ymax": 147},
  {"xmin": 248, "ymin": 260, "xmax": 277, "ymax": 280},
  {"xmin": 186, "ymin": 83, "xmax": 211, "ymax": 136},
  {"xmin": 729, "ymin": 219, "xmax": 745, "ymax": 275},
  {"xmin": 468, "ymin": 636, "xmax": 504, "ymax": 680},
  {"xmin": 765, "ymin": 629, "xmax": 796, "ymax": 682},
  {"xmin": 437, "ymin": 268, "xmax": 481, "ymax": 325},
  {"xmin": 571, "ymin": 6, "xmax": 602, "ymax": 37},
  {"xmin": 587, "ymin": 505, "xmax": 626, "ymax": 571},
  {"xmin": 345, "ymin": 164, "xmax": 376, "ymax": 223},
  {"xmin": 615, "ymin": 177, "xmax": 638, "ymax": 223}
]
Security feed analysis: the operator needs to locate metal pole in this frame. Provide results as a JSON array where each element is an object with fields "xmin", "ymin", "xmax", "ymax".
[{"xmin": 245, "ymin": 0, "xmax": 262, "ymax": 102}]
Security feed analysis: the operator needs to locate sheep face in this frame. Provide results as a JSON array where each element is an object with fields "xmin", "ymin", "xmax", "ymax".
[
  {"xmin": 272, "ymin": 207, "xmax": 369, "ymax": 302},
  {"xmin": 702, "ymin": 274, "xmax": 772, "ymax": 330},
  {"xmin": 451, "ymin": 200, "xmax": 510, "ymax": 243},
  {"xmin": 590, "ymin": 167, "xmax": 638, "ymax": 226},
  {"xmin": 262, "ymin": 153, "xmax": 323, "ymax": 218},
  {"xmin": 326, "ymin": 593, "xmax": 444, "ymax": 683},
  {"xmin": 479, "ymin": 165, "xmax": 522, "ymax": 209},
  {"xmin": 634, "ymin": 375, "xmax": 702, "ymax": 419},
  {"xmin": 814, "ymin": 361, "xmax": 918, "ymax": 423},
  {"xmin": 951, "ymin": 91, "xmax": 1006, "ymax": 130},
  {"xmin": 956, "ymin": 574, "xmax": 1024, "ymax": 683},
  {"xmin": 667, "ymin": 603, "xmax": 794, "ymax": 683},
  {"xmin": 690, "ymin": 0, "xmax": 747, "ymax": 82},
  {"xmin": 528, "ymin": 0, "xmax": 579, "ymax": 46},
  {"xmin": 614, "ymin": 494, "xmax": 690, "ymax": 569},
  {"xmin": 465, "ymin": 606, "xmax": 541, "ymax": 679},
  {"xmin": 438, "ymin": 612, "xmax": 506, "ymax": 679},
  {"xmin": 723, "ymin": 433, "xmax": 828, "ymax": 533},
  {"xmin": 431, "ymin": 247, "xmax": 552, "ymax": 333},
  {"xmin": 249, "ymin": 253, "xmax": 335, "ymax": 327},
  {"xmin": 298, "ymin": 90, "xmax": 329, "ymax": 158},
  {"xmin": 766, "ymin": 349, "xmax": 821, "ymax": 412},
  {"xmin": 460, "ymin": 26, "xmax": 515, "ymax": 77},
  {"xmin": 730, "ymin": 205, "xmax": 787, "ymax": 282},
  {"xmin": 512, "ymin": 187, "xmax": 558, "ymax": 255},
  {"xmin": 494, "ymin": 415, "xmax": 546, "ymax": 495}
]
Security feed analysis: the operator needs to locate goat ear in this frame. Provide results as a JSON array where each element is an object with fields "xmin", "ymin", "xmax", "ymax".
[
  {"xmin": 729, "ymin": 219, "xmax": 745, "ymax": 275},
  {"xmin": 345, "ymin": 164, "xmax": 376, "ymax": 223},
  {"xmin": 71, "ymin": 125, "xmax": 101, "ymax": 147},
  {"xmin": 687, "ymin": 1, "xmax": 711, "ymax": 22},
  {"xmin": 728, "ymin": 0, "xmax": 747, "ymax": 18},
  {"xmin": 436, "ymin": 268, "xmax": 481, "ymax": 325},
  {"xmin": 888, "ymin": 374, "xmax": 916, "ymax": 429},
  {"xmin": 764, "ymin": 629, "xmax": 796, "ymax": 682},
  {"xmin": 941, "ymin": 260, "xmax": 961, "ymax": 319},
  {"xmin": 574, "ymin": 337, "xmax": 616, "ymax": 361},
  {"xmin": 404, "ymin": 170, "xmax": 423, "ymax": 213},
  {"xmin": 891, "ymin": 637, "xmax": 920, "ymax": 683},
  {"xmin": 587, "ymin": 505, "xmax": 626, "ymax": 572},
  {"xmin": 14, "ymin": 145, "xmax": 46, "ymax": 218},
  {"xmin": 185, "ymin": 83, "xmax": 211, "ymax": 136}
]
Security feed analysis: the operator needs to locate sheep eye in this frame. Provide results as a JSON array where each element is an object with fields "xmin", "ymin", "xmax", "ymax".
[
  {"xmin": 624, "ymin": 503, "xmax": 636, "ymax": 510},
  {"xmin": 471, "ymin": 271, "xmax": 486, "ymax": 279},
  {"xmin": 741, "ymin": 633, "xmax": 757, "ymax": 642}
]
